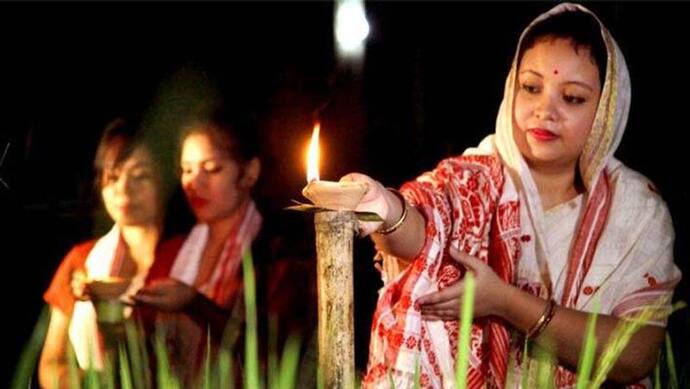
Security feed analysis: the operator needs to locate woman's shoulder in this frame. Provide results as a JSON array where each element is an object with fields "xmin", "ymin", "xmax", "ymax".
[
  {"xmin": 609, "ymin": 161, "xmax": 668, "ymax": 209},
  {"xmin": 426, "ymin": 153, "xmax": 505, "ymax": 187},
  {"xmin": 62, "ymin": 239, "xmax": 98, "ymax": 267},
  {"xmin": 608, "ymin": 161, "xmax": 672, "ymax": 227},
  {"xmin": 438, "ymin": 153, "xmax": 503, "ymax": 170},
  {"xmin": 44, "ymin": 239, "xmax": 98, "ymax": 315}
]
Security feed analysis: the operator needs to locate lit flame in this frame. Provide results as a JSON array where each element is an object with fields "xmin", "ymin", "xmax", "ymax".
[{"xmin": 306, "ymin": 123, "xmax": 320, "ymax": 183}]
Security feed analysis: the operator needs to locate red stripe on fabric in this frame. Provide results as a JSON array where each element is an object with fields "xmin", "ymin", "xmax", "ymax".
[
  {"xmin": 110, "ymin": 235, "xmax": 126, "ymax": 277},
  {"xmin": 561, "ymin": 171, "xmax": 611, "ymax": 307},
  {"xmin": 212, "ymin": 229, "xmax": 240, "ymax": 302},
  {"xmin": 561, "ymin": 188, "xmax": 600, "ymax": 304},
  {"xmin": 210, "ymin": 202, "xmax": 260, "ymax": 306},
  {"xmin": 573, "ymin": 178, "xmax": 610, "ymax": 305},
  {"xmin": 612, "ymin": 291, "xmax": 671, "ymax": 317},
  {"xmin": 468, "ymin": 368, "xmax": 484, "ymax": 388}
]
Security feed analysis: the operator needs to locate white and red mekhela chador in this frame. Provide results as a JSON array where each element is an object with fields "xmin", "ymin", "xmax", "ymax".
[
  {"xmin": 363, "ymin": 3, "xmax": 681, "ymax": 388},
  {"xmin": 156, "ymin": 200, "xmax": 262, "ymax": 381}
]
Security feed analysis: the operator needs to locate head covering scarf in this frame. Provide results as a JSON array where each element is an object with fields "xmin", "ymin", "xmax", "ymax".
[{"xmin": 364, "ymin": 3, "xmax": 680, "ymax": 388}]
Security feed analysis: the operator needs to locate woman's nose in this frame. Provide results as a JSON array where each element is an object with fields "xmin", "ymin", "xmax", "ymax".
[
  {"xmin": 183, "ymin": 169, "xmax": 204, "ymax": 191},
  {"xmin": 534, "ymin": 93, "xmax": 558, "ymax": 121},
  {"xmin": 116, "ymin": 173, "xmax": 134, "ymax": 196}
]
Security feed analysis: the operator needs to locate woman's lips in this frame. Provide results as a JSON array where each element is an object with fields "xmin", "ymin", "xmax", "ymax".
[
  {"xmin": 116, "ymin": 203, "xmax": 134, "ymax": 213},
  {"xmin": 528, "ymin": 128, "xmax": 558, "ymax": 141},
  {"xmin": 188, "ymin": 196, "xmax": 209, "ymax": 209}
]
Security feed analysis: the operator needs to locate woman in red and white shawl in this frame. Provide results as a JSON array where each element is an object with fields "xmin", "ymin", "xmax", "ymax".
[
  {"xmin": 133, "ymin": 108, "xmax": 262, "ymax": 385},
  {"xmin": 343, "ymin": 4, "xmax": 681, "ymax": 388},
  {"xmin": 39, "ymin": 118, "xmax": 171, "ymax": 388}
]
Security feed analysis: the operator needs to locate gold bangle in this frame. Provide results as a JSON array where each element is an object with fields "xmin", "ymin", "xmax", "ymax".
[
  {"xmin": 376, "ymin": 188, "xmax": 408, "ymax": 235},
  {"xmin": 535, "ymin": 302, "xmax": 556, "ymax": 339},
  {"xmin": 526, "ymin": 299, "xmax": 556, "ymax": 339}
]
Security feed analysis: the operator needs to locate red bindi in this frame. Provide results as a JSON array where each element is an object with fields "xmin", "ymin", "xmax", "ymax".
[{"xmin": 553, "ymin": 69, "xmax": 559, "ymax": 75}]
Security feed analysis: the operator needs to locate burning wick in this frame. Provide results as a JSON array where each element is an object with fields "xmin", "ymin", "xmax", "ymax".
[{"xmin": 302, "ymin": 123, "xmax": 367, "ymax": 211}]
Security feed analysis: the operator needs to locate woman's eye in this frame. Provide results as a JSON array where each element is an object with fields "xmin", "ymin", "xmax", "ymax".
[
  {"xmin": 204, "ymin": 164, "xmax": 222, "ymax": 174},
  {"xmin": 564, "ymin": 94, "xmax": 586, "ymax": 104},
  {"xmin": 179, "ymin": 166, "xmax": 193, "ymax": 176},
  {"xmin": 521, "ymin": 83, "xmax": 540, "ymax": 94},
  {"xmin": 131, "ymin": 171, "xmax": 152, "ymax": 180}
]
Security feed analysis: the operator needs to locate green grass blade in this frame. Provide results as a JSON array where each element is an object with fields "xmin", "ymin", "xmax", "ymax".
[
  {"xmin": 413, "ymin": 355, "xmax": 421, "ymax": 389},
  {"xmin": 103, "ymin": 351, "xmax": 117, "ymax": 389},
  {"xmin": 67, "ymin": 344, "xmax": 80, "ymax": 389},
  {"xmin": 242, "ymin": 250, "xmax": 260, "ymax": 389},
  {"xmin": 83, "ymin": 366, "xmax": 101, "ymax": 389},
  {"xmin": 665, "ymin": 332, "xmax": 679, "ymax": 389},
  {"xmin": 10, "ymin": 306, "xmax": 50, "ymax": 389},
  {"xmin": 575, "ymin": 311, "xmax": 598, "ymax": 389},
  {"xmin": 118, "ymin": 344, "xmax": 134, "ymax": 389},
  {"xmin": 317, "ymin": 366, "xmax": 324, "ymax": 389},
  {"xmin": 455, "ymin": 272, "xmax": 475, "ymax": 389},
  {"xmin": 202, "ymin": 328, "xmax": 212, "ymax": 389},
  {"xmin": 654, "ymin": 356, "xmax": 661, "ymax": 389},
  {"xmin": 591, "ymin": 302, "xmax": 662, "ymax": 387},
  {"xmin": 277, "ymin": 335, "xmax": 301, "ymax": 389},
  {"xmin": 124, "ymin": 319, "xmax": 149, "ymax": 389},
  {"xmin": 153, "ymin": 329, "xmax": 180, "ymax": 389},
  {"xmin": 534, "ymin": 335, "xmax": 555, "ymax": 389},
  {"xmin": 217, "ymin": 345, "xmax": 234, "ymax": 389}
]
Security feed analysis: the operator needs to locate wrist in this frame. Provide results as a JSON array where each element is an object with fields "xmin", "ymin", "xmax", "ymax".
[
  {"xmin": 494, "ymin": 282, "xmax": 517, "ymax": 318},
  {"xmin": 384, "ymin": 190, "xmax": 403, "ymax": 226},
  {"xmin": 377, "ymin": 189, "xmax": 407, "ymax": 235}
]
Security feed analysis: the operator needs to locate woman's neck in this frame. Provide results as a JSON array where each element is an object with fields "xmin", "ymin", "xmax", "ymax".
[
  {"xmin": 120, "ymin": 224, "xmax": 161, "ymax": 269},
  {"xmin": 207, "ymin": 201, "xmax": 248, "ymax": 247},
  {"xmin": 528, "ymin": 161, "xmax": 581, "ymax": 210}
]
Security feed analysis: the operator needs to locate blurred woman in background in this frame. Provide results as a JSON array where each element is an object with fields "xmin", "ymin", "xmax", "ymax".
[{"xmin": 39, "ymin": 118, "xmax": 169, "ymax": 388}]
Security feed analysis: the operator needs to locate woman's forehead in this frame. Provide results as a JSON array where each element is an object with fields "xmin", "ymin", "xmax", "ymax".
[
  {"xmin": 181, "ymin": 131, "xmax": 233, "ymax": 160},
  {"xmin": 518, "ymin": 39, "xmax": 599, "ymax": 83},
  {"xmin": 104, "ymin": 145, "xmax": 153, "ymax": 170}
]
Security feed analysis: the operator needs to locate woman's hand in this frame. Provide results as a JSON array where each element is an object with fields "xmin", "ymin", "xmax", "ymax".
[
  {"xmin": 70, "ymin": 269, "xmax": 89, "ymax": 301},
  {"xmin": 340, "ymin": 173, "xmax": 394, "ymax": 236},
  {"xmin": 417, "ymin": 246, "xmax": 510, "ymax": 321},
  {"xmin": 133, "ymin": 278, "xmax": 198, "ymax": 311}
]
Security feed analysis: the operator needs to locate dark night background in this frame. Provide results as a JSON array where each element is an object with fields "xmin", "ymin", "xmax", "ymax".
[{"xmin": 1, "ymin": 1, "xmax": 688, "ymax": 386}]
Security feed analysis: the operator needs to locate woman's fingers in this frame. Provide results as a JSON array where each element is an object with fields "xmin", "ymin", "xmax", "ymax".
[
  {"xmin": 135, "ymin": 286, "xmax": 162, "ymax": 296},
  {"xmin": 417, "ymin": 282, "xmax": 464, "ymax": 306},
  {"xmin": 131, "ymin": 293, "xmax": 155, "ymax": 305},
  {"xmin": 421, "ymin": 310, "xmax": 461, "ymax": 321},
  {"xmin": 420, "ymin": 299, "xmax": 461, "ymax": 313},
  {"xmin": 449, "ymin": 246, "xmax": 486, "ymax": 274}
]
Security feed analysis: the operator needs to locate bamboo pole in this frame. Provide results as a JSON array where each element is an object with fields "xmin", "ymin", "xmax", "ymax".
[{"xmin": 314, "ymin": 210, "xmax": 356, "ymax": 389}]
